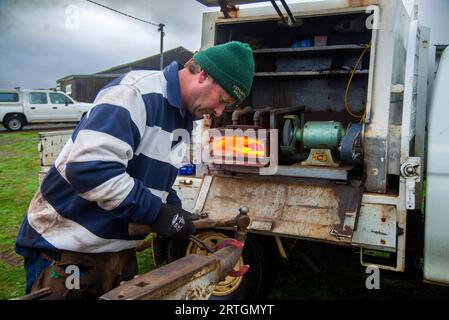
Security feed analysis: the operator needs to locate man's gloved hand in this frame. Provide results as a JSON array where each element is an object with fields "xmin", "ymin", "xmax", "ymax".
[{"xmin": 151, "ymin": 204, "xmax": 197, "ymax": 240}]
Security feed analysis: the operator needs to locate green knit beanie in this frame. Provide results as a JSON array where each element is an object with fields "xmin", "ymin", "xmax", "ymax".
[{"xmin": 193, "ymin": 41, "xmax": 255, "ymax": 102}]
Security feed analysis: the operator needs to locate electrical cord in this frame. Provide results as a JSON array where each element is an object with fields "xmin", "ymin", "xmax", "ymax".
[{"xmin": 344, "ymin": 42, "xmax": 372, "ymax": 123}]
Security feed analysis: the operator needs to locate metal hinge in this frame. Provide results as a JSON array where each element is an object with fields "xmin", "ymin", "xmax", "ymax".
[{"xmin": 400, "ymin": 157, "xmax": 421, "ymax": 210}]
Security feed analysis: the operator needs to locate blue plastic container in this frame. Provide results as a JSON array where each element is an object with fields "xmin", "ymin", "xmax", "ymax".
[{"xmin": 178, "ymin": 163, "xmax": 196, "ymax": 176}]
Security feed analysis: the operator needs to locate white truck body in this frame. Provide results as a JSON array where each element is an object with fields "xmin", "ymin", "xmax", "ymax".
[
  {"xmin": 424, "ymin": 47, "xmax": 449, "ymax": 286},
  {"xmin": 0, "ymin": 89, "xmax": 92, "ymax": 131},
  {"xmin": 194, "ymin": 0, "xmax": 426, "ymax": 273}
]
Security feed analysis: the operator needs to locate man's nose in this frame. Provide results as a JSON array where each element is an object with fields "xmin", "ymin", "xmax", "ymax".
[{"xmin": 213, "ymin": 106, "xmax": 224, "ymax": 118}]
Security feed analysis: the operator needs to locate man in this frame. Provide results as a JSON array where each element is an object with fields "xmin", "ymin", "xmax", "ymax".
[{"xmin": 15, "ymin": 41, "xmax": 255, "ymax": 299}]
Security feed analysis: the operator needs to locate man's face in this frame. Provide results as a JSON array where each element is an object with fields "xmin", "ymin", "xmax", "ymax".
[{"xmin": 186, "ymin": 71, "xmax": 236, "ymax": 120}]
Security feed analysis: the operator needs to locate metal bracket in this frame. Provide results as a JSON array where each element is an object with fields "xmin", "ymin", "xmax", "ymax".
[
  {"xmin": 400, "ymin": 157, "xmax": 421, "ymax": 210},
  {"xmin": 330, "ymin": 229, "xmax": 352, "ymax": 240},
  {"xmin": 218, "ymin": 0, "xmax": 238, "ymax": 18},
  {"xmin": 269, "ymin": 0, "xmax": 303, "ymax": 27},
  {"xmin": 193, "ymin": 175, "xmax": 213, "ymax": 214}
]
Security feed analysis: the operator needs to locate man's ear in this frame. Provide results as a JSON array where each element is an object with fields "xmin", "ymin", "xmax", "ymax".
[{"xmin": 198, "ymin": 70, "xmax": 208, "ymax": 84}]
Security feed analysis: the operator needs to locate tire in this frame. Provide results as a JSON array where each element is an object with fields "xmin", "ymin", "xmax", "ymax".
[
  {"xmin": 4, "ymin": 114, "xmax": 25, "ymax": 131},
  {"xmin": 166, "ymin": 230, "xmax": 273, "ymax": 300}
]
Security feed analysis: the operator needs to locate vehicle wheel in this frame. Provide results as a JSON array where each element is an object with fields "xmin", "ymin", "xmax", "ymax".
[
  {"xmin": 166, "ymin": 230, "xmax": 272, "ymax": 300},
  {"xmin": 4, "ymin": 115, "xmax": 25, "ymax": 131}
]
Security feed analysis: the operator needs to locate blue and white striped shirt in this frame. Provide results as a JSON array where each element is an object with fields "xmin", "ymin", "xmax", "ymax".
[{"xmin": 15, "ymin": 61, "xmax": 194, "ymax": 259}]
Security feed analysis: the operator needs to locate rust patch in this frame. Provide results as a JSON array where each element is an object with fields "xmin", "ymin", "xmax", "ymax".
[
  {"xmin": 250, "ymin": 216, "xmax": 275, "ymax": 223},
  {"xmin": 217, "ymin": 3, "xmax": 239, "ymax": 19},
  {"xmin": 343, "ymin": 225, "xmax": 353, "ymax": 234},
  {"xmin": 380, "ymin": 206, "xmax": 396, "ymax": 225},
  {"xmin": 332, "ymin": 185, "xmax": 363, "ymax": 237},
  {"xmin": 227, "ymin": 6, "xmax": 239, "ymax": 19},
  {"xmin": 183, "ymin": 284, "xmax": 214, "ymax": 300}
]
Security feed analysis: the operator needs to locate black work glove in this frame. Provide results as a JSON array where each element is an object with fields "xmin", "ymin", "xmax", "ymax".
[{"xmin": 151, "ymin": 204, "xmax": 197, "ymax": 240}]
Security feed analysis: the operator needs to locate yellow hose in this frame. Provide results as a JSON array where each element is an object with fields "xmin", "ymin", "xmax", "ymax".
[{"xmin": 344, "ymin": 42, "xmax": 372, "ymax": 123}]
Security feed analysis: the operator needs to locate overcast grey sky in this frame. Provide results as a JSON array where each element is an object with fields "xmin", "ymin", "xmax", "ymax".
[{"xmin": 0, "ymin": 0, "xmax": 448, "ymax": 89}]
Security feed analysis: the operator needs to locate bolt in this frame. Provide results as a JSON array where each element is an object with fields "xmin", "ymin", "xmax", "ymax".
[
  {"xmin": 236, "ymin": 206, "xmax": 250, "ymax": 242},
  {"xmin": 405, "ymin": 166, "xmax": 415, "ymax": 175}
]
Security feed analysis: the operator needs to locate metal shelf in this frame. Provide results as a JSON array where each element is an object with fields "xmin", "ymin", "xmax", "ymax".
[
  {"xmin": 253, "ymin": 45, "xmax": 369, "ymax": 54},
  {"xmin": 254, "ymin": 70, "xmax": 369, "ymax": 77}
]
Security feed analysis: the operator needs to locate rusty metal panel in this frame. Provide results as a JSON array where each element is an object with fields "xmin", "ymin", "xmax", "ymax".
[
  {"xmin": 200, "ymin": 175, "xmax": 363, "ymax": 244},
  {"xmin": 352, "ymin": 203, "xmax": 397, "ymax": 252}
]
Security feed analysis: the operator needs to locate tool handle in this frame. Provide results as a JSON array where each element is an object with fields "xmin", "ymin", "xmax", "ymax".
[
  {"xmin": 128, "ymin": 218, "xmax": 237, "ymax": 236},
  {"xmin": 192, "ymin": 218, "xmax": 237, "ymax": 229}
]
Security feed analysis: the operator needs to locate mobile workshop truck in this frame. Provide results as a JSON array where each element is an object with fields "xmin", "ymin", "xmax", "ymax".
[{"xmin": 37, "ymin": 0, "xmax": 448, "ymax": 300}]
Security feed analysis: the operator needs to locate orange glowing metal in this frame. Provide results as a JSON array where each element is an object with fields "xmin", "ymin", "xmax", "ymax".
[{"xmin": 212, "ymin": 136, "xmax": 265, "ymax": 157}]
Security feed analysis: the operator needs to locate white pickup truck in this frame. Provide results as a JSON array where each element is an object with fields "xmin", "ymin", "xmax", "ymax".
[{"xmin": 0, "ymin": 89, "xmax": 92, "ymax": 131}]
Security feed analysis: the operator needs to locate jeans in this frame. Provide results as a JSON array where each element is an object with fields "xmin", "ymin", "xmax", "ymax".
[{"xmin": 24, "ymin": 255, "xmax": 53, "ymax": 294}]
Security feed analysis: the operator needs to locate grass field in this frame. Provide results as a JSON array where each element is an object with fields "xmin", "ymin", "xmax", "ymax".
[
  {"xmin": 0, "ymin": 132, "xmax": 154, "ymax": 299},
  {"xmin": 0, "ymin": 132, "xmax": 40, "ymax": 299},
  {"xmin": 0, "ymin": 131, "xmax": 448, "ymax": 300}
]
